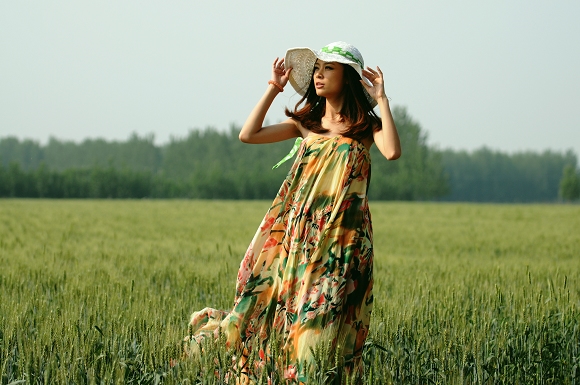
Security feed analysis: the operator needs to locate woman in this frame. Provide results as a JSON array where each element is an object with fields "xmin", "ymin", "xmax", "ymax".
[{"xmin": 185, "ymin": 41, "xmax": 401, "ymax": 383}]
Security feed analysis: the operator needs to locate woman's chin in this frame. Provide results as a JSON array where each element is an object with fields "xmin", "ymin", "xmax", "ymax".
[{"xmin": 315, "ymin": 90, "xmax": 329, "ymax": 98}]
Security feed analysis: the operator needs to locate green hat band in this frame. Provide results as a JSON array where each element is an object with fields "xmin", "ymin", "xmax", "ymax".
[{"xmin": 320, "ymin": 45, "xmax": 364, "ymax": 68}]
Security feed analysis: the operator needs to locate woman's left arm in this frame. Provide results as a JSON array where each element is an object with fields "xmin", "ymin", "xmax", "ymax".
[{"xmin": 361, "ymin": 67, "xmax": 402, "ymax": 160}]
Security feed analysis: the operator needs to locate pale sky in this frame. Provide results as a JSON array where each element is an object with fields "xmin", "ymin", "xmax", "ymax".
[{"xmin": 1, "ymin": 1, "xmax": 579, "ymax": 157}]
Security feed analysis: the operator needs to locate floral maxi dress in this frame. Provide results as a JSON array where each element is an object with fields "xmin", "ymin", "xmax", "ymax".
[{"xmin": 185, "ymin": 133, "xmax": 374, "ymax": 381}]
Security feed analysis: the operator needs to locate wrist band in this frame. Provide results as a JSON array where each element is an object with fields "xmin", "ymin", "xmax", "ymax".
[{"xmin": 268, "ymin": 80, "xmax": 284, "ymax": 92}]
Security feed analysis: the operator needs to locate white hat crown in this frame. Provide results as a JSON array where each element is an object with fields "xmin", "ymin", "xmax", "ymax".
[{"xmin": 318, "ymin": 42, "xmax": 364, "ymax": 70}]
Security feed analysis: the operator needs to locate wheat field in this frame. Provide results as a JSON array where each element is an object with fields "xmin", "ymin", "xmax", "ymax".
[{"xmin": 1, "ymin": 200, "xmax": 579, "ymax": 384}]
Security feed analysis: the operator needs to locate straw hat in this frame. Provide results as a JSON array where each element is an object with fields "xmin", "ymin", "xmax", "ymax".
[{"xmin": 284, "ymin": 41, "xmax": 377, "ymax": 108}]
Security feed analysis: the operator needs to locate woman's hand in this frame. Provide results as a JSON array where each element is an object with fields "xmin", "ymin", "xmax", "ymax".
[
  {"xmin": 361, "ymin": 66, "xmax": 387, "ymax": 102},
  {"xmin": 271, "ymin": 57, "xmax": 292, "ymax": 88}
]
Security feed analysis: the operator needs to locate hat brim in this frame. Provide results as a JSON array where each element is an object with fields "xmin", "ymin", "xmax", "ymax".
[{"xmin": 284, "ymin": 47, "xmax": 377, "ymax": 108}]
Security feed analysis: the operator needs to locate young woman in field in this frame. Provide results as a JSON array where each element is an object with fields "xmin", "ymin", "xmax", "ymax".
[{"xmin": 185, "ymin": 41, "xmax": 401, "ymax": 383}]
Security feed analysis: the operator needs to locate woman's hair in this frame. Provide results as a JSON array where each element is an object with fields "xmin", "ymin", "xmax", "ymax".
[{"xmin": 285, "ymin": 64, "xmax": 382, "ymax": 142}]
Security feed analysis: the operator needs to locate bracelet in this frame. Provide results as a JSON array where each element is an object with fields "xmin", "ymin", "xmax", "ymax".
[{"xmin": 268, "ymin": 80, "xmax": 284, "ymax": 92}]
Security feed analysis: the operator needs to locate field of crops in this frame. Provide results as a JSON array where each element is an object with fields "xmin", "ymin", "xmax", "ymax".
[{"xmin": 1, "ymin": 200, "xmax": 579, "ymax": 384}]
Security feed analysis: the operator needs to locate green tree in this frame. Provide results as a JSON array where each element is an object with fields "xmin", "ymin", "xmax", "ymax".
[
  {"xmin": 368, "ymin": 106, "xmax": 449, "ymax": 200},
  {"xmin": 42, "ymin": 133, "xmax": 161, "ymax": 171},
  {"xmin": 440, "ymin": 148, "xmax": 577, "ymax": 202},
  {"xmin": 559, "ymin": 164, "xmax": 580, "ymax": 201},
  {"xmin": 0, "ymin": 137, "xmax": 44, "ymax": 170}
]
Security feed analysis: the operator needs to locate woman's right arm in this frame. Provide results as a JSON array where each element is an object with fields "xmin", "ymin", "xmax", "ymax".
[{"xmin": 239, "ymin": 58, "xmax": 302, "ymax": 144}]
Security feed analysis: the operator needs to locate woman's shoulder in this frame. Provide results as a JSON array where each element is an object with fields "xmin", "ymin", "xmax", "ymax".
[{"xmin": 292, "ymin": 120, "xmax": 311, "ymax": 138}]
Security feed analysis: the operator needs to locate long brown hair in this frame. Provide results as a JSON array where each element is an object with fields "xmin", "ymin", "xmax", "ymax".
[{"xmin": 285, "ymin": 64, "xmax": 381, "ymax": 142}]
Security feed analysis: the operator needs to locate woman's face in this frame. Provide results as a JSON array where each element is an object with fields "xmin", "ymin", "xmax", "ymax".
[{"xmin": 312, "ymin": 59, "xmax": 345, "ymax": 99}]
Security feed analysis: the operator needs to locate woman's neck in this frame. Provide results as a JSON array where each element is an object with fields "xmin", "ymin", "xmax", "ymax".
[{"xmin": 323, "ymin": 96, "xmax": 344, "ymax": 121}]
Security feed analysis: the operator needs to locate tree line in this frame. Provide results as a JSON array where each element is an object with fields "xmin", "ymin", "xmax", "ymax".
[
  {"xmin": 440, "ymin": 148, "xmax": 579, "ymax": 202},
  {"xmin": 1, "ymin": 107, "xmax": 578, "ymax": 201}
]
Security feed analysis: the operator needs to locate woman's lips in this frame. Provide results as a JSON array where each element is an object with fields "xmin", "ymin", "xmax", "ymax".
[{"xmin": 315, "ymin": 82, "xmax": 324, "ymax": 89}]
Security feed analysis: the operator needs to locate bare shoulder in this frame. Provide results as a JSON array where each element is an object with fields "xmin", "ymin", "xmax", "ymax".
[
  {"xmin": 362, "ymin": 136, "xmax": 374, "ymax": 150},
  {"xmin": 292, "ymin": 119, "xmax": 310, "ymax": 139},
  {"xmin": 359, "ymin": 123, "xmax": 380, "ymax": 150}
]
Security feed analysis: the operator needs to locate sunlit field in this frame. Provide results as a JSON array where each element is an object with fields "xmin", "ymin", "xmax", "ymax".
[{"xmin": 1, "ymin": 200, "xmax": 579, "ymax": 384}]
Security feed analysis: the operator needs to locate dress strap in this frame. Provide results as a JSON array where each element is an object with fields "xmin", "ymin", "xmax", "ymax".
[{"xmin": 272, "ymin": 137, "xmax": 303, "ymax": 169}]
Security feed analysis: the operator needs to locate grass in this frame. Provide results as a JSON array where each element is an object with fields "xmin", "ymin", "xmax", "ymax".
[{"xmin": 0, "ymin": 200, "xmax": 579, "ymax": 384}]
